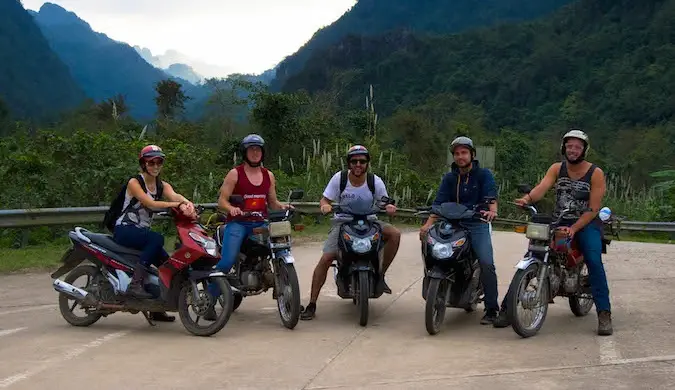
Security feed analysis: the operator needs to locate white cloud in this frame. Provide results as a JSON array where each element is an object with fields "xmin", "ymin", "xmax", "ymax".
[{"xmin": 21, "ymin": 0, "xmax": 356, "ymax": 75}]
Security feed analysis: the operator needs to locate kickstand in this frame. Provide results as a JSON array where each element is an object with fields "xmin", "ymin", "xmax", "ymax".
[{"xmin": 142, "ymin": 311, "xmax": 156, "ymax": 327}]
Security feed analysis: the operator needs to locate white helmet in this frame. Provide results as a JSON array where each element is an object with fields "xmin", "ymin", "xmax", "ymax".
[{"xmin": 561, "ymin": 129, "xmax": 590, "ymax": 160}]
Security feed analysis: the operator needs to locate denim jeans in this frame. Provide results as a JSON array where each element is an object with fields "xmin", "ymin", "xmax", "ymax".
[
  {"xmin": 207, "ymin": 221, "xmax": 266, "ymax": 298},
  {"xmin": 113, "ymin": 224, "xmax": 168, "ymax": 267},
  {"xmin": 499, "ymin": 222, "xmax": 611, "ymax": 313},
  {"xmin": 463, "ymin": 220, "xmax": 499, "ymax": 312}
]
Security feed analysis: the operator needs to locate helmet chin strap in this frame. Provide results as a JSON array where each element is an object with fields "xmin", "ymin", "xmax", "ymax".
[{"xmin": 566, "ymin": 155, "xmax": 585, "ymax": 165}]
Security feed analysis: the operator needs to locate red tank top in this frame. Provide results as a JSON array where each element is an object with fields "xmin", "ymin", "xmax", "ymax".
[{"xmin": 230, "ymin": 164, "xmax": 271, "ymax": 221}]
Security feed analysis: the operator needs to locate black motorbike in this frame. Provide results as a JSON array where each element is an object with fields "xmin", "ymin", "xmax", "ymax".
[
  {"xmin": 329, "ymin": 196, "xmax": 396, "ymax": 326},
  {"xmin": 415, "ymin": 198, "xmax": 495, "ymax": 335},
  {"xmin": 209, "ymin": 189, "xmax": 304, "ymax": 330}
]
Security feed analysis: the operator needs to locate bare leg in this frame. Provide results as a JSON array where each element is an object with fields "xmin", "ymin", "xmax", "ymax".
[
  {"xmin": 378, "ymin": 225, "xmax": 401, "ymax": 294},
  {"xmin": 301, "ymin": 253, "xmax": 335, "ymax": 320}
]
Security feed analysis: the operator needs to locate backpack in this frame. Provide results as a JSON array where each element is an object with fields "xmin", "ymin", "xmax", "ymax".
[
  {"xmin": 102, "ymin": 174, "xmax": 164, "ymax": 233},
  {"xmin": 339, "ymin": 170, "xmax": 375, "ymax": 198}
]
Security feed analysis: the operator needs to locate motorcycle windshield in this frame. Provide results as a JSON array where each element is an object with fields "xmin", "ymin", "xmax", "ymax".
[
  {"xmin": 432, "ymin": 202, "xmax": 474, "ymax": 220},
  {"xmin": 335, "ymin": 201, "xmax": 379, "ymax": 218}
]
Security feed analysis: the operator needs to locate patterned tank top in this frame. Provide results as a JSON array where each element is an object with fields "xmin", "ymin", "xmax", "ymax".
[
  {"xmin": 115, "ymin": 175, "xmax": 160, "ymax": 229},
  {"xmin": 553, "ymin": 161, "xmax": 601, "ymax": 227},
  {"xmin": 229, "ymin": 164, "xmax": 271, "ymax": 222}
]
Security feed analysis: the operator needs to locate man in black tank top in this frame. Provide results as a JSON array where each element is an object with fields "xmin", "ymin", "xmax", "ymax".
[{"xmin": 492, "ymin": 130, "xmax": 613, "ymax": 336}]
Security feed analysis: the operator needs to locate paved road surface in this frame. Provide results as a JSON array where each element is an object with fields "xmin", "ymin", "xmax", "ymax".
[{"xmin": 1, "ymin": 231, "xmax": 674, "ymax": 389}]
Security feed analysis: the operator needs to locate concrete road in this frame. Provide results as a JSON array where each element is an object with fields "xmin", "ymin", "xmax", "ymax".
[{"xmin": 1, "ymin": 231, "xmax": 674, "ymax": 389}]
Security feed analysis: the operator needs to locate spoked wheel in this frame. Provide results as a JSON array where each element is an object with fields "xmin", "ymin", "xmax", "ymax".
[
  {"xmin": 356, "ymin": 271, "xmax": 370, "ymax": 327},
  {"xmin": 569, "ymin": 263, "xmax": 595, "ymax": 316},
  {"xmin": 275, "ymin": 262, "xmax": 301, "ymax": 329},
  {"xmin": 58, "ymin": 264, "xmax": 103, "ymax": 327},
  {"xmin": 178, "ymin": 276, "xmax": 233, "ymax": 337},
  {"xmin": 425, "ymin": 278, "xmax": 448, "ymax": 335},
  {"xmin": 506, "ymin": 263, "xmax": 550, "ymax": 338}
]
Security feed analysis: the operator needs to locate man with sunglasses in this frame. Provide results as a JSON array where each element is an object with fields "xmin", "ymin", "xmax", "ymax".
[
  {"xmin": 300, "ymin": 145, "xmax": 400, "ymax": 320},
  {"xmin": 419, "ymin": 136, "xmax": 501, "ymax": 325}
]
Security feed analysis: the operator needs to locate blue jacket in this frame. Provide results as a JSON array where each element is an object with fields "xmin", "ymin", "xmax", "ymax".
[{"xmin": 432, "ymin": 160, "xmax": 498, "ymax": 209}]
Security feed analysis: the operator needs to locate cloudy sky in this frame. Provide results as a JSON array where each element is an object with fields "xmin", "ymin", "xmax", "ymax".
[{"xmin": 21, "ymin": 0, "xmax": 356, "ymax": 75}]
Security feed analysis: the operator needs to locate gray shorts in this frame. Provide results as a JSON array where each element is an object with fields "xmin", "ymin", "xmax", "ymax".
[{"xmin": 322, "ymin": 220, "xmax": 392, "ymax": 254}]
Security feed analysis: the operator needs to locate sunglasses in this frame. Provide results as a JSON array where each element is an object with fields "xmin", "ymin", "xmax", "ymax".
[
  {"xmin": 146, "ymin": 159, "xmax": 164, "ymax": 167},
  {"xmin": 349, "ymin": 159, "xmax": 368, "ymax": 165}
]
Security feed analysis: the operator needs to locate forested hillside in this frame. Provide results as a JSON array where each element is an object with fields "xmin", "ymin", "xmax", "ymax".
[
  {"xmin": 0, "ymin": 0, "xmax": 85, "ymax": 122},
  {"xmin": 30, "ymin": 2, "xmax": 206, "ymax": 120},
  {"xmin": 282, "ymin": 0, "xmax": 675, "ymax": 184},
  {"xmin": 271, "ymin": 0, "xmax": 573, "ymax": 90}
]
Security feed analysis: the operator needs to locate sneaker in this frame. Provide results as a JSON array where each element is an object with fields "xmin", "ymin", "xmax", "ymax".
[
  {"xmin": 480, "ymin": 309, "xmax": 498, "ymax": 325},
  {"xmin": 300, "ymin": 303, "xmax": 316, "ymax": 320},
  {"xmin": 597, "ymin": 310, "xmax": 613, "ymax": 336},
  {"xmin": 492, "ymin": 310, "xmax": 510, "ymax": 328}
]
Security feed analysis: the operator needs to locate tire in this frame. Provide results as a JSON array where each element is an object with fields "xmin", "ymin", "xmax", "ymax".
[
  {"xmin": 569, "ymin": 264, "xmax": 594, "ymax": 317},
  {"xmin": 276, "ymin": 263, "xmax": 301, "ymax": 329},
  {"xmin": 232, "ymin": 293, "xmax": 243, "ymax": 312},
  {"xmin": 357, "ymin": 271, "xmax": 370, "ymax": 327},
  {"xmin": 506, "ymin": 263, "xmax": 549, "ymax": 338},
  {"xmin": 178, "ymin": 276, "xmax": 234, "ymax": 337},
  {"xmin": 58, "ymin": 264, "xmax": 103, "ymax": 327},
  {"xmin": 425, "ymin": 278, "xmax": 447, "ymax": 335}
]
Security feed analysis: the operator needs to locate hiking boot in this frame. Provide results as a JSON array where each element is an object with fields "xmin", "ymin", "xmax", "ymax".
[
  {"xmin": 597, "ymin": 310, "xmax": 613, "ymax": 336},
  {"xmin": 492, "ymin": 310, "xmax": 510, "ymax": 328},
  {"xmin": 127, "ymin": 268, "xmax": 153, "ymax": 299},
  {"xmin": 203, "ymin": 307, "xmax": 218, "ymax": 321},
  {"xmin": 149, "ymin": 312, "xmax": 175, "ymax": 322},
  {"xmin": 480, "ymin": 309, "xmax": 498, "ymax": 325},
  {"xmin": 300, "ymin": 303, "xmax": 316, "ymax": 320}
]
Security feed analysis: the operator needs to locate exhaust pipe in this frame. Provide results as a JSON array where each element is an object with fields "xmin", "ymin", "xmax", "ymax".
[{"xmin": 53, "ymin": 279, "xmax": 97, "ymax": 306}]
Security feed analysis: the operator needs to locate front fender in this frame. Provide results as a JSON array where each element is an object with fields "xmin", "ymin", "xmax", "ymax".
[
  {"xmin": 515, "ymin": 257, "xmax": 540, "ymax": 270},
  {"xmin": 276, "ymin": 251, "xmax": 295, "ymax": 264}
]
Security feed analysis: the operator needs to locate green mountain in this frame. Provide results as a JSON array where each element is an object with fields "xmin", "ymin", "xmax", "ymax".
[
  {"xmin": 0, "ymin": 0, "xmax": 85, "ymax": 121},
  {"xmin": 31, "ymin": 2, "xmax": 205, "ymax": 120},
  {"xmin": 282, "ymin": 0, "xmax": 675, "ymax": 182},
  {"xmin": 271, "ymin": 0, "xmax": 574, "ymax": 90}
]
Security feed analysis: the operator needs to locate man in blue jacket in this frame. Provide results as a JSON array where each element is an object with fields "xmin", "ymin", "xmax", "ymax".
[{"xmin": 419, "ymin": 136, "xmax": 501, "ymax": 325}]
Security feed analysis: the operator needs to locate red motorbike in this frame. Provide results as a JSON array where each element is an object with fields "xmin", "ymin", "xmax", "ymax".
[{"xmin": 50, "ymin": 205, "xmax": 234, "ymax": 337}]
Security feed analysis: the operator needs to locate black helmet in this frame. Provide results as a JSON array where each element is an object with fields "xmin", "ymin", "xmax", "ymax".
[
  {"xmin": 450, "ymin": 136, "xmax": 476, "ymax": 157},
  {"xmin": 240, "ymin": 134, "xmax": 265, "ymax": 167}
]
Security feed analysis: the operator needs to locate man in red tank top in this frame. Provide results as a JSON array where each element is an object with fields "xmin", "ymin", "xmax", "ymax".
[{"xmin": 208, "ymin": 134, "xmax": 292, "ymax": 284}]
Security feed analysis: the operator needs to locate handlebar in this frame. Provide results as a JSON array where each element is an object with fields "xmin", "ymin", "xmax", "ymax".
[{"xmin": 328, "ymin": 196, "xmax": 396, "ymax": 219}]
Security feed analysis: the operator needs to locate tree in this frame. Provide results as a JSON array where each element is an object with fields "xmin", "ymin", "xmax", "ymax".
[
  {"xmin": 154, "ymin": 79, "xmax": 189, "ymax": 119},
  {"xmin": 96, "ymin": 94, "xmax": 128, "ymax": 121}
]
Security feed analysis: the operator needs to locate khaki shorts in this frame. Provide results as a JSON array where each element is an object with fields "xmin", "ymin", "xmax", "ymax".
[{"xmin": 322, "ymin": 220, "xmax": 392, "ymax": 254}]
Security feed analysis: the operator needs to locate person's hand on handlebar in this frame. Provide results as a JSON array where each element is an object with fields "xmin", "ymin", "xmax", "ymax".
[
  {"xmin": 514, "ymin": 194, "xmax": 532, "ymax": 207},
  {"xmin": 229, "ymin": 206, "xmax": 243, "ymax": 217},
  {"xmin": 178, "ymin": 201, "xmax": 197, "ymax": 219},
  {"xmin": 480, "ymin": 210, "xmax": 497, "ymax": 222},
  {"xmin": 385, "ymin": 204, "xmax": 397, "ymax": 216},
  {"xmin": 320, "ymin": 204, "xmax": 332, "ymax": 215}
]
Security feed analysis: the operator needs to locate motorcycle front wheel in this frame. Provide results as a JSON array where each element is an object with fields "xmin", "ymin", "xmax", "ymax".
[
  {"xmin": 178, "ymin": 276, "xmax": 233, "ymax": 337},
  {"xmin": 357, "ymin": 271, "xmax": 370, "ymax": 327},
  {"xmin": 275, "ymin": 262, "xmax": 301, "ymax": 329},
  {"xmin": 506, "ymin": 263, "xmax": 550, "ymax": 338},
  {"xmin": 425, "ymin": 278, "xmax": 448, "ymax": 335}
]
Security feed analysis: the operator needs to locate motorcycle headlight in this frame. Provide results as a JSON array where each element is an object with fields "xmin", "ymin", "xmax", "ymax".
[
  {"xmin": 451, "ymin": 237, "xmax": 467, "ymax": 248},
  {"xmin": 189, "ymin": 231, "xmax": 218, "ymax": 257},
  {"xmin": 432, "ymin": 243, "xmax": 453, "ymax": 259},
  {"xmin": 351, "ymin": 237, "xmax": 373, "ymax": 253}
]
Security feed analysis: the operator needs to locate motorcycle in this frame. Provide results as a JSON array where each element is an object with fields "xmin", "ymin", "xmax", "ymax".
[
  {"xmin": 505, "ymin": 184, "xmax": 613, "ymax": 338},
  {"xmin": 415, "ymin": 198, "xmax": 494, "ymax": 335},
  {"xmin": 50, "ymin": 205, "xmax": 234, "ymax": 337},
  {"xmin": 210, "ymin": 189, "xmax": 304, "ymax": 330},
  {"xmin": 327, "ymin": 196, "xmax": 396, "ymax": 327}
]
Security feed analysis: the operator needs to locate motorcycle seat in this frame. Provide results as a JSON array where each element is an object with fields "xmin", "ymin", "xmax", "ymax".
[{"xmin": 81, "ymin": 230, "xmax": 143, "ymax": 256}]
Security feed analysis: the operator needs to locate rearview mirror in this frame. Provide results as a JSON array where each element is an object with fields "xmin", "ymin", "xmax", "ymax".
[
  {"xmin": 289, "ymin": 188, "xmax": 304, "ymax": 201},
  {"xmin": 517, "ymin": 184, "xmax": 532, "ymax": 194},
  {"xmin": 573, "ymin": 189, "xmax": 590, "ymax": 201},
  {"xmin": 229, "ymin": 195, "xmax": 244, "ymax": 206}
]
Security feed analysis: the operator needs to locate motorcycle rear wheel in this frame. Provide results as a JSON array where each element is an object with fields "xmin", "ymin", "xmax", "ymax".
[
  {"xmin": 58, "ymin": 264, "xmax": 103, "ymax": 327},
  {"xmin": 507, "ymin": 263, "xmax": 549, "ymax": 338}
]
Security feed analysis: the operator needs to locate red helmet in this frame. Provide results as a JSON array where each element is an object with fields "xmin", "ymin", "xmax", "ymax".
[{"xmin": 139, "ymin": 145, "xmax": 165, "ymax": 165}]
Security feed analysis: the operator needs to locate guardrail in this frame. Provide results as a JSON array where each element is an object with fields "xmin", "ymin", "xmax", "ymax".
[{"xmin": 0, "ymin": 203, "xmax": 673, "ymax": 234}]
